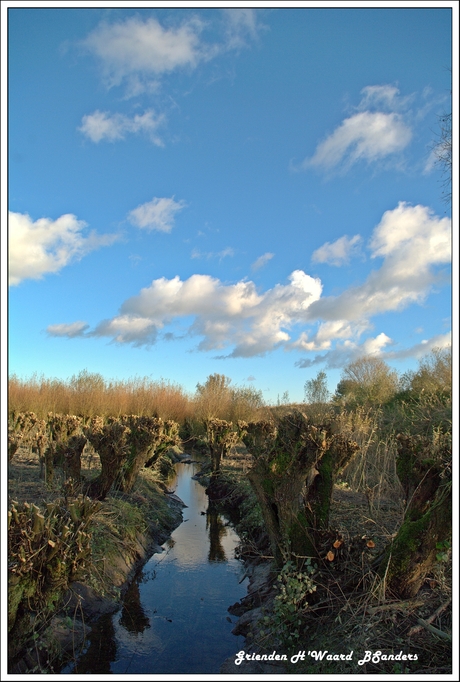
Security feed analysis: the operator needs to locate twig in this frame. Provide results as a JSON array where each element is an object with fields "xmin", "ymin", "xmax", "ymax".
[
  {"xmin": 412, "ymin": 618, "xmax": 451, "ymax": 641},
  {"xmin": 408, "ymin": 599, "xmax": 451, "ymax": 637},
  {"xmin": 366, "ymin": 599, "xmax": 424, "ymax": 615}
]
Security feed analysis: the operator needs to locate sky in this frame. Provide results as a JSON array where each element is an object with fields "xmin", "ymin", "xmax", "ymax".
[{"xmin": 4, "ymin": 1, "xmax": 456, "ymax": 405}]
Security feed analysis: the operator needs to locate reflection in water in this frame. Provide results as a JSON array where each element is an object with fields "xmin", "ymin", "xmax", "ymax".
[
  {"xmin": 207, "ymin": 512, "xmax": 227, "ymax": 562},
  {"xmin": 119, "ymin": 579, "xmax": 151, "ymax": 634},
  {"xmin": 71, "ymin": 613, "xmax": 117, "ymax": 674},
  {"xmin": 63, "ymin": 460, "xmax": 248, "ymax": 675}
]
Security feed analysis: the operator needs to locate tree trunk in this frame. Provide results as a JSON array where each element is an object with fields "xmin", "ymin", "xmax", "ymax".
[
  {"xmin": 243, "ymin": 413, "xmax": 359, "ymax": 567},
  {"xmin": 379, "ymin": 433, "xmax": 452, "ymax": 598},
  {"xmin": 85, "ymin": 421, "xmax": 130, "ymax": 500},
  {"xmin": 304, "ymin": 436, "xmax": 359, "ymax": 531},
  {"xmin": 44, "ymin": 444, "xmax": 55, "ymax": 488},
  {"xmin": 244, "ymin": 413, "xmax": 329, "ymax": 566},
  {"xmin": 64, "ymin": 435, "xmax": 87, "ymax": 482}
]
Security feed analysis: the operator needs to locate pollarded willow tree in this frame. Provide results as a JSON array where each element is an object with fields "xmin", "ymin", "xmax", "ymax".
[
  {"xmin": 240, "ymin": 411, "xmax": 359, "ymax": 567},
  {"xmin": 85, "ymin": 415, "xmax": 181, "ymax": 499},
  {"xmin": 117, "ymin": 415, "xmax": 173, "ymax": 493},
  {"xmin": 45, "ymin": 414, "xmax": 83, "ymax": 487},
  {"xmin": 379, "ymin": 430, "xmax": 452, "ymax": 598},
  {"xmin": 205, "ymin": 418, "xmax": 239, "ymax": 483},
  {"xmin": 85, "ymin": 417, "xmax": 131, "ymax": 500}
]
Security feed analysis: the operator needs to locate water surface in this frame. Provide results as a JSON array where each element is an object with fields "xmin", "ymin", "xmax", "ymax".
[{"xmin": 66, "ymin": 460, "xmax": 248, "ymax": 675}]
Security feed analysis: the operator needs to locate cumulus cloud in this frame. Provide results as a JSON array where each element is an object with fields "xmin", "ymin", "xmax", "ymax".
[
  {"xmin": 9, "ymin": 212, "xmax": 117, "ymax": 286},
  {"xmin": 312, "ymin": 235, "xmax": 362, "ymax": 266},
  {"xmin": 384, "ymin": 332, "xmax": 452, "ymax": 361},
  {"xmin": 295, "ymin": 332, "xmax": 394, "ymax": 369},
  {"xmin": 49, "ymin": 270, "xmax": 322, "ymax": 357},
  {"xmin": 82, "ymin": 12, "xmax": 264, "ymax": 96},
  {"xmin": 251, "ymin": 252, "xmax": 274, "ymax": 270},
  {"xmin": 300, "ymin": 84, "xmax": 412, "ymax": 173},
  {"xmin": 83, "ymin": 16, "xmax": 208, "ymax": 92},
  {"xmin": 128, "ymin": 197, "xmax": 186, "ymax": 232},
  {"xmin": 292, "ymin": 320, "xmax": 369, "ymax": 353},
  {"xmin": 296, "ymin": 332, "xmax": 451, "ymax": 370},
  {"xmin": 47, "ymin": 203, "xmax": 450, "ymax": 365},
  {"xmin": 308, "ymin": 202, "xmax": 450, "ymax": 323},
  {"xmin": 93, "ymin": 315, "xmax": 158, "ymax": 346},
  {"xmin": 79, "ymin": 109, "xmax": 165, "ymax": 144}
]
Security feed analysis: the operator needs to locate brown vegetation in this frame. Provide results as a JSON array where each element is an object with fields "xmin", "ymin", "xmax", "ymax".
[{"xmin": 7, "ymin": 347, "xmax": 452, "ymax": 673}]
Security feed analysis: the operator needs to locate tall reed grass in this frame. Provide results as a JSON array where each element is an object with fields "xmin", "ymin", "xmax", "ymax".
[{"xmin": 8, "ymin": 372, "xmax": 193, "ymax": 422}]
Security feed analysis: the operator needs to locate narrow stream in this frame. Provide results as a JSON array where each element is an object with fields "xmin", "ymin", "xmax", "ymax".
[{"xmin": 64, "ymin": 459, "xmax": 248, "ymax": 675}]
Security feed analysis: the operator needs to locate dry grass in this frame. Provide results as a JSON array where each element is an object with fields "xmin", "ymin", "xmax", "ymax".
[
  {"xmin": 214, "ymin": 442, "xmax": 452, "ymax": 676},
  {"xmin": 8, "ymin": 373, "xmax": 193, "ymax": 422}
]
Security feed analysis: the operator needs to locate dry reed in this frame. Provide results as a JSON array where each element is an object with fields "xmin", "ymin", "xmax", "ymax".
[{"xmin": 8, "ymin": 373, "xmax": 193, "ymax": 422}]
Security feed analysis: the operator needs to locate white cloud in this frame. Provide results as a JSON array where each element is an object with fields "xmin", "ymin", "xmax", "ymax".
[
  {"xmin": 357, "ymin": 84, "xmax": 407, "ymax": 111},
  {"xmin": 50, "ymin": 270, "xmax": 322, "ymax": 357},
  {"xmin": 251, "ymin": 252, "xmax": 274, "ymax": 270},
  {"xmin": 8, "ymin": 212, "xmax": 117, "ymax": 286},
  {"xmin": 47, "ymin": 203, "xmax": 450, "ymax": 365},
  {"xmin": 83, "ymin": 12, "xmax": 265, "ymax": 94},
  {"xmin": 312, "ymin": 235, "xmax": 362, "ymax": 266},
  {"xmin": 369, "ymin": 201, "xmax": 451, "ymax": 263},
  {"xmin": 308, "ymin": 202, "xmax": 450, "ymax": 323},
  {"xmin": 299, "ymin": 84, "xmax": 414, "ymax": 173},
  {"xmin": 292, "ymin": 320, "xmax": 367, "ymax": 352},
  {"xmin": 83, "ymin": 16, "xmax": 207, "ymax": 92},
  {"xmin": 384, "ymin": 332, "xmax": 451, "ymax": 360},
  {"xmin": 93, "ymin": 315, "xmax": 158, "ymax": 346},
  {"xmin": 296, "ymin": 332, "xmax": 450, "ymax": 370},
  {"xmin": 128, "ymin": 197, "xmax": 186, "ymax": 232},
  {"xmin": 305, "ymin": 111, "xmax": 412, "ymax": 171},
  {"xmin": 46, "ymin": 322, "xmax": 89, "ymax": 337},
  {"xmin": 79, "ymin": 109, "xmax": 165, "ymax": 144}
]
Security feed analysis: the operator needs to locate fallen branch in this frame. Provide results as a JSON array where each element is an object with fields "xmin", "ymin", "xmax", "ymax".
[
  {"xmin": 408, "ymin": 599, "xmax": 451, "ymax": 638},
  {"xmin": 366, "ymin": 599, "xmax": 424, "ymax": 616},
  {"xmin": 413, "ymin": 618, "xmax": 451, "ymax": 641}
]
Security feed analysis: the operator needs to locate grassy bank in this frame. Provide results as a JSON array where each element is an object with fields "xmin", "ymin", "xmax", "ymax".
[
  {"xmin": 205, "ymin": 445, "xmax": 452, "ymax": 676},
  {"xmin": 8, "ymin": 445, "xmax": 185, "ymax": 674}
]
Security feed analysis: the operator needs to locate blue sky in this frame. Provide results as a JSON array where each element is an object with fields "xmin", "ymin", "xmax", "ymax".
[{"xmin": 4, "ymin": 3, "xmax": 456, "ymax": 404}]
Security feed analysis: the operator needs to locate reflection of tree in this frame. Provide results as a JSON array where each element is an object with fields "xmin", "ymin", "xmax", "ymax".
[
  {"xmin": 207, "ymin": 512, "xmax": 227, "ymax": 562},
  {"xmin": 72, "ymin": 613, "xmax": 117, "ymax": 674},
  {"xmin": 119, "ymin": 579, "xmax": 151, "ymax": 634}
]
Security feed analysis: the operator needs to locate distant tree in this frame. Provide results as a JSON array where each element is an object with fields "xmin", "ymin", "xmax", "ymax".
[
  {"xmin": 304, "ymin": 370, "xmax": 332, "ymax": 422},
  {"xmin": 335, "ymin": 356, "xmax": 399, "ymax": 408},
  {"xmin": 229, "ymin": 385, "xmax": 265, "ymax": 422},
  {"xmin": 276, "ymin": 391, "xmax": 290, "ymax": 406},
  {"xmin": 69, "ymin": 369, "xmax": 105, "ymax": 393},
  {"xmin": 304, "ymin": 370, "xmax": 330, "ymax": 404},
  {"xmin": 69, "ymin": 369, "xmax": 106, "ymax": 417},
  {"xmin": 195, "ymin": 374, "xmax": 233, "ymax": 421},
  {"xmin": 400, "ymin": 346, "xmax": 452, "ymax": 397}
]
